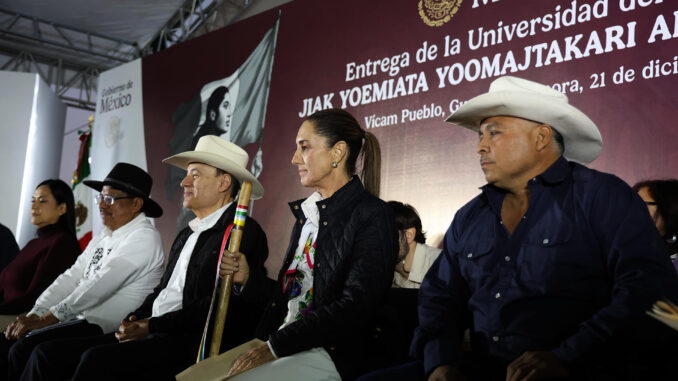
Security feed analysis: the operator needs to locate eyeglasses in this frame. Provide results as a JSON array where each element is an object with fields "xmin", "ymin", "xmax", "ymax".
[{"xmin": 95, "ymin": 194, "xmax": 134, "ymax": 206}]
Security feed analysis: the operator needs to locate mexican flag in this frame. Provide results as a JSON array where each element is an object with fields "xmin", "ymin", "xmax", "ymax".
[
  {"xmin": 166, "ymin": 15, "xmax": 279, "ymax": 193},
  {"xmin": 72, "ymin": 118, "xmax": 93, "ymax": 250}
]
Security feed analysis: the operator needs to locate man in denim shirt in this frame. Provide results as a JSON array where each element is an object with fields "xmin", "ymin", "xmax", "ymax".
[
  {"xmin": 359, "ymin": 76, "xmax": 678, "ymax": 381},
  {"xmin": 417, "ymin": 76, "xmax": 678, "ymax": 381}
]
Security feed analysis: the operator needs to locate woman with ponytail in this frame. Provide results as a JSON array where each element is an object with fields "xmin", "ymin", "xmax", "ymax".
[{"xmin": 221, "ymin": 109, "xmax": 398, "ymax": 380}]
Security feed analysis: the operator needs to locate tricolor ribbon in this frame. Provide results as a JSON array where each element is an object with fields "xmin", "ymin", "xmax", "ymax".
[{"xmin": 234, "ymin": 204, "xmax": 248, "ymax": 227}]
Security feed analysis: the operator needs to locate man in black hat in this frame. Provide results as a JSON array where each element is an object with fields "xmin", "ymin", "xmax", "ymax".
[
  {"xmin": 21, "ymin": 136, "xmax": 270, "ymax": 381},
  {"xmin": 0, "ymin": 162, "xmax": 166, "ymax": 381}
]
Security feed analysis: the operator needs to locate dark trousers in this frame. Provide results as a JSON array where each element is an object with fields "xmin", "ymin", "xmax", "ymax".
[
  {"xmin": 355, "ymin": 352, "xmax": 678, "ymax": 381},
  {"xmin": 21, "ymin": 332, "xmax": 201, "ymax": 381},
  {"xmin": 355, "ymin": 356, "xmax": 508, "ymax": 381},
  {"xmin": 21, "ymin": 333, "xmax": 116, "ymax": 381},
  {"xmin": 355, "ymin": 361, "xmax": 426, "ymax": 381},
  {"xmin": 0, "ymin": 320, "xmax": 102, "ymax": 381}
]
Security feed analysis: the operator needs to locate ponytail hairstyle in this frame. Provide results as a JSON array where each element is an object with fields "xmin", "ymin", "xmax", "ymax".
[
  {"xmin": 306, "ymin": 109, "xmax": 381, "ymax": 196},
  {"xmin": 37, "ymin": 179, "xmax": 77, "ymax": 237}
]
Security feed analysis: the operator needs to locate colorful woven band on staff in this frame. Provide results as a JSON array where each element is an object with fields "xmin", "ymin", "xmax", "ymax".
[{"xmin": 234, "ymin": 204, "xmax": 248, "ymax": 226}]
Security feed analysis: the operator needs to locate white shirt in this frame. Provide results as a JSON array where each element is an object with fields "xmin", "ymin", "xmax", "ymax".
[
  {"xmin": 152, "ymin": 203, "xmax": 231, "ymax": 318},
  {"xmin": 29, "ymin": 213, "xmax": 165, "ymax": 333},
  {"xmin": 392, "ymin": 243, "xmax": 442, "ymax": 289},
  {"xmin": 279, "ymin": 192, "xmax": 322, "ymax": 330}
]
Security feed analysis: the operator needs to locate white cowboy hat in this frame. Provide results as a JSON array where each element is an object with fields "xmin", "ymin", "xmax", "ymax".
[
  {"xmin": 445, "ymin": 76, "xmax": 603, "ymax": 164},
  {"xmin": 163, "ymin": 135, "xmax": 264, "ymax": 199}
]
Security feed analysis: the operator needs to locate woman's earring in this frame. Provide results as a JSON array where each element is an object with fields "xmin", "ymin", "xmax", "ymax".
[
  {"xmin": 332, "ymin": 162, "xmax": 338, "ymax": 168},
  {"xmin": 209, "ymin": 110, "xmax": 216, "ymax": 122}
]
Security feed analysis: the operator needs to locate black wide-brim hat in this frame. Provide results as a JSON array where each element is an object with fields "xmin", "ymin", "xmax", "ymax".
[{"xmin": 83, "ymin": 162, "xmax": 163, "ymax": 218}]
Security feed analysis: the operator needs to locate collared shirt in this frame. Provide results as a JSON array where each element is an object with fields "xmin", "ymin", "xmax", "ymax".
[
  {"xmin": 393, "ymin": 243, "xmax": 442, "ymax": 289},
  {"xmin": 29, "ymin": 213, "xmax": 165, "ymax": 333},
  {"xmin": 152, "ymin": 203, "xmax": 231, "ymax": 318},
  {"xmin": 279, "ymin": 191, "xmax": 322, "ymax": 329},
  {"xmin": 413, "ymin": 156, "xmax": 678, "ymax": 375},
  {"xmin": 267, "ymin": 192, "xmax": 321, "ymax": 359}
]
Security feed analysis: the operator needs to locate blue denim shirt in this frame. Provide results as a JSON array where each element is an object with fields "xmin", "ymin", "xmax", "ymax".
[{"xmin": 412, "ymin": 157, "xmax": 678, "ymax": 375}]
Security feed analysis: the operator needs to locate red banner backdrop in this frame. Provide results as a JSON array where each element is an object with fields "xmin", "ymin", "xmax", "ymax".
[{"xmin": 142, "ymin": 0, "xmax": 678, "ymax": 273}]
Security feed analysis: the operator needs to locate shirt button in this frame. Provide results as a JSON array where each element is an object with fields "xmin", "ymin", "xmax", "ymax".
[
  {"xmin": 495, "ymin": 292, "xmax": 501, "ymax": 299},
  {"xmin": 323, "ymin": 221, "xmax": 328, "ymax": 226},
  {"xmin": 542, "ymin": 238, "xmax": 549, "ymax": 245},
  {"xmin": 321, "ymin": 204, "xmax": 326, "ymax": 209},
  {"xmin": 293, "ymin": 205, "xmax": 299, "ymax": 210},
  {"xmin": 492, "ymin": 336, "xmax": 500, "ymax": 342},
  {"xmin": 499, "ymin": 220, "xmax": 504, "ymax": 225},
  {"xmin": 504, "ymin": 256, "xmax": 510, "ymax": 262},
  {"xmin": 467, "ymin": 253, "xmax": 473, "ymax": 258},
  {"xmin": 299, "ymin": 219, "xmax": 304, "ymax": 224}
]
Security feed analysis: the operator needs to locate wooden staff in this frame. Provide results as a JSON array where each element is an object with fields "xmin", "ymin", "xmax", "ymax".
[{"xmin": 209, "ymin": 181, "xmax": 252, "ymax": 357}]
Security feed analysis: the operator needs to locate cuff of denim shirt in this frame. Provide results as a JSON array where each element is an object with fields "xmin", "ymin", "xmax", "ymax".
[
  {"xmin": 552, "ymin": 323, "xmax": 607, "ymax": 367},
  {"xmin": 552, "ymin": 340, "xmax": 586, "ymax": 366},
  {"xmin": 423, "ymin": 337, "xmax": 462, "ymax": 377}
]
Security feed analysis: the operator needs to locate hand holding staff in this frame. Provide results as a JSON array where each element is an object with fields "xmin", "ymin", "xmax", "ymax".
[{"xmin": 209, "ymin": 181, "xmax": 253, "ymax": 357}]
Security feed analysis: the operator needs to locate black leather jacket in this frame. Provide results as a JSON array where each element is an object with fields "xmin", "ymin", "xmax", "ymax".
[
  {"xmin": 131, "ymin": 202, "xmax": 269, "ymax": 350},
  {"xmin": 257, "ymin": 177, "xmax": 398, "ymax": 379}
]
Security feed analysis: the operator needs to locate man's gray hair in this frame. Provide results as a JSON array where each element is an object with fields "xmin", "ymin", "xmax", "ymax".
[
  {"xmin": 551, "ymin": 127, "xmax": 565, "ymax": 155},
  {"xmin": 215, "ymin": 167, "xmax": 241, "ymax": 197}
]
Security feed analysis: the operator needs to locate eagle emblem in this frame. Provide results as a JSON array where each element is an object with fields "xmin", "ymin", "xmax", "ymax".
[
  {"xmin": 75, "ymin": 200, "xmax": 88, "ymax": 227},
  {"xmin": 419, "ymin": 0, "xmax": 463, "ymax": 27}
]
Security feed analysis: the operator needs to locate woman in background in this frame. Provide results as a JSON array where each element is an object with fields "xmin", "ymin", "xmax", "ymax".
[
  {"xmin": 191, "ymin": 85, "xmax": 232, "ymax": 148},
  {"xmin": 0, "ymin": 179, "xmax": 81, "ymax": 325},
  {"xmin": 633, "ymin": 179, "xmax": 678, "ymax": 272}
]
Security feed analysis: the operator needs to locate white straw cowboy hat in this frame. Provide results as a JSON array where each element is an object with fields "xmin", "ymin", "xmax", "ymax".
[
  {"xmin": 163, "ymin": 135, "xmax": 264, "ymax": 200},
  {"xmin": 445, "ymin": 76, "xmax": 603, "ymax": 164}
]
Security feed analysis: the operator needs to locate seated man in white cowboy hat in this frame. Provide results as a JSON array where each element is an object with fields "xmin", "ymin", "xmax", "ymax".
[
  {"xmin": 21, "ymin": 136, "xmax": 269, "ymax": 381},
  {"xmin": 0, "ymin": 162, "xmax": 166, "ymax": 380},
  {"xmin": 358, "ymin": 76, "xmax": 678, "ymax": 381}
]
